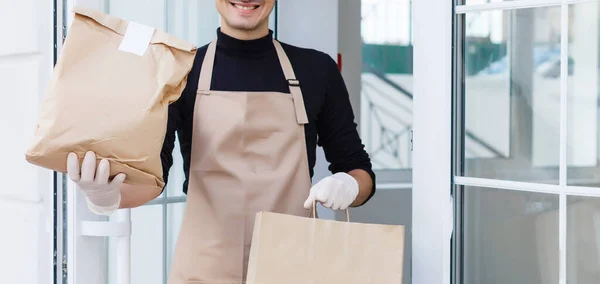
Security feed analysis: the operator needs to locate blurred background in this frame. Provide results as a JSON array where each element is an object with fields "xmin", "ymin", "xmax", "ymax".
[{"xmin": 2, "ymin": 0, "xmax": 600, "ymax": 283}]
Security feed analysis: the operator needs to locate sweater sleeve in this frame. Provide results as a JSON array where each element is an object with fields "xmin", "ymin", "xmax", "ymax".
[
  {"xmin": 316, "ymin": 54, "xmax": 376, "ymax": 205},
  {"xmin": 160, "ymin": 48, "xmax": 205, "ymax": 194},
  {"xmin": 160, "ymin": 99, "xmax": 182, "ymax": 192}
]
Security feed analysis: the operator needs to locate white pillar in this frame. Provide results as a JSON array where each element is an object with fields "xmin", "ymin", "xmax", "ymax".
[
  {"xmin": 115, "ymin": 210, "xmax": 131, "ymax": 284},
  {"xmin": 412, "ymin": 0, "xmax": 453, "ymax": 283}
]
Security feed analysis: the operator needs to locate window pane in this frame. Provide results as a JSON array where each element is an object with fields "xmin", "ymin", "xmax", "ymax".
[
  {"xmin": 166, "ymin": 136, "xmax": 186, "ymax": 197},
  {"xmin": 567, "ymin": 2, "xmax": 600, "ymax": 187},
  {"xmin": 361, "ymin": 0, "xmax": 413, "ymax": 172},
  {"xmin": 108, "ymin": 205, "xmax": 163, "ymax": 284},
  {"xmin": 567, "ymin": 196, "xmax": 600, "ymax": 283},
  {"xmin": 461, "ymin": 7, "xmax": 561, "ymax": 183},
  {"xmin": 166, "ymin": 202, "xmax": 186, "ymax": 276},
  {"xmin": 462, "ymin": 186, "xmax": 559, "ymax": 284},
  {"xmin": 107, "ymin": 0, "xmax": 166, "ymax": 29}
]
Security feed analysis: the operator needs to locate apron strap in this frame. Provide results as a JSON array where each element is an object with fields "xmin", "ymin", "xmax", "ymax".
[
  {"xmin": 273, "ymin": 40, "xmax": 309, "ymax": 125},
  {"xmin": 197, "ymin": 40, "xmax": 217, "ymax": 95}
]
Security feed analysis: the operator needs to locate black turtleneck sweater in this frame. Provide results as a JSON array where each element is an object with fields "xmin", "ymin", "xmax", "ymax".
[{"xmin": 161, "ymin": 29, "xmax": 376, "ymax": 204}]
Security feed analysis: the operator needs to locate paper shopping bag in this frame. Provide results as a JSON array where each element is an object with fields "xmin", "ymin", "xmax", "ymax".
[
  {"xmin": 246, "ymin": 209, "xmax": 405, "ymax": 284},
  {"xmin": 25, "ymin": 6, "xmax": 197, "ymax": 193}
]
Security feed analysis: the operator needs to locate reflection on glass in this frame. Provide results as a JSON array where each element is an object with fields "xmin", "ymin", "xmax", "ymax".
[
  {"xmin": 108, "ymin": 205, "xmax": 163, "ymax": 284},
  {"xmin": 462, "ymin": 186, "xmax": 559, "ymax": 284},
  {"xmin": 567, "ymin": 2, "xmax": 600, "ymax": 187},
  {"xmin": 167, "ymin": 202, "xmax": 186, "ymax": 275},
  {"xmin": 361, "ymin": 0, "xmax": 413, "ymax": 171},
  {"xmin": 567, "ymin": 196, "xmax": 600, "ymax": 283},
  {"xmin": 462, "ymin": 7, "xmax": 561, "ymax": 183}
]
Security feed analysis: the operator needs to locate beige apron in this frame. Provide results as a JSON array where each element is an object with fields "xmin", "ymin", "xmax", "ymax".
[{"xmin": 168, "ymin": 39, "xmax": 313, "ymax": 284}]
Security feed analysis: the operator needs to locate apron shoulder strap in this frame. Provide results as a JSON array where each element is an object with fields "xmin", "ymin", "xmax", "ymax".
[
  {"xmin": 273, "ymin": 40, "xmax": 309, "ymax": 125},
  {"xmin": 272, "ymin": 40, "xmax": 297, "ymax": 82},
  {"xmin": 197, "ymin": 40, "xmax": 217, "ymax": 94}
]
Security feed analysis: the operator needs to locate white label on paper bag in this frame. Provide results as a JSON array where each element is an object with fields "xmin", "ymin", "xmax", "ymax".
[{"xmin": 118, "ymin": 21, "xmax": 155, "ymax": 56}]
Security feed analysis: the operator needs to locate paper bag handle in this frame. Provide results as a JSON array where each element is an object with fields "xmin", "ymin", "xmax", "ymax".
[{"xmin": 310, "ymin": 200, "xmax": 350, "ymax": 222}]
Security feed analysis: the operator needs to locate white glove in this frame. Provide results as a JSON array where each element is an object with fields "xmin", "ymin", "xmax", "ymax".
[
  {"xmin": 303, "ymin": 172, "xmax": 359, "ymax": 211},
  {"xmin": 67, "ymin": 152, "xmax": 126, "ymax": 216}
]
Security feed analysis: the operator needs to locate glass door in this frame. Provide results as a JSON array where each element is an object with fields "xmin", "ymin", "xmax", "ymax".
[{"xmin": 452, "ymin": 1, "xmax": 600, "ymax": 283}]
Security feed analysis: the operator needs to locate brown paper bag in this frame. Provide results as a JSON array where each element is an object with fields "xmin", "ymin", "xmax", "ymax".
[
  {"xmin": 25, "ymin": 6, "xmax": 197, "ymax": 192},
  {"xmin": 246, "ymin": 208, "xmax": 405, "ymax": 283}
]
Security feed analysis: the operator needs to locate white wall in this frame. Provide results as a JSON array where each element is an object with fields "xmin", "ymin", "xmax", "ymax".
[{"xmin": 0, "ymin": 0, "xmax": 54, "ymax": 283}]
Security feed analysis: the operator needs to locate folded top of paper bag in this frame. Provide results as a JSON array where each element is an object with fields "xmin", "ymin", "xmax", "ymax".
[{"xmin": 72, "ymin": 6, "xmax": 198, "ymax": 53}]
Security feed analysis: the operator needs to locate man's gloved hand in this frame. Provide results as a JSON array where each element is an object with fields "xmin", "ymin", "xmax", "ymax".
[
  {"xmin": 303, "ymin": 172, "xmax": 359, "ymax": 211},
  {"xmin": 67, "ymin": 151, "xmax": 126, "ymax": 216}
]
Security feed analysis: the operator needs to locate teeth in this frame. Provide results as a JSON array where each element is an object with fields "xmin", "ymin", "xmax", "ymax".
[{"xmin": 234, "ymin": 4, "xmax": 258, "ymax": 10}]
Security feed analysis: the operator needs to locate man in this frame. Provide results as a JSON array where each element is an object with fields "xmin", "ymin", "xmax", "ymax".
[{"xmin": 67, "ymin": 0, "xmax": 376, "ymax": 282}]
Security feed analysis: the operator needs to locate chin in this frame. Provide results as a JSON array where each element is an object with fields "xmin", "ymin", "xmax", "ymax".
[{"xmin": 227, "ymin": 20, "xmax": 260, "ymax": 31}]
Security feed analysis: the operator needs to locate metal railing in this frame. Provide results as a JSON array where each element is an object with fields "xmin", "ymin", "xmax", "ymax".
[
  {"xmin": 363, "ymin": 65, "xmax": 505, "ymax": 166},
  {"xmin": 362, "ymin": 79, "xmax": 413, "ymax": 169}
]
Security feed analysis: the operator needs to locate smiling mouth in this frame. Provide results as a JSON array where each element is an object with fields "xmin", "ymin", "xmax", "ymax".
[{"xmin": 230, "ymin": 2, "xmax": 260, "ymax": 11}]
